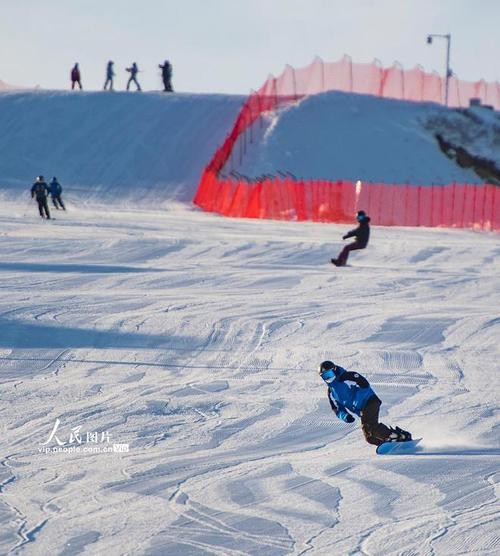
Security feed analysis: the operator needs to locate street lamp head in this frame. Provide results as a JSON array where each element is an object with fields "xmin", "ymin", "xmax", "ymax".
[{"xmin": 427, "ymin": 35, "xmax": 433, "ymax": 44}]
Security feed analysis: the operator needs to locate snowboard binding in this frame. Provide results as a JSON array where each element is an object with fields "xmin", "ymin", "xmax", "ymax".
[{"xmin": 387, "ymin": 426, "xmax": 412, "ymax": 442}]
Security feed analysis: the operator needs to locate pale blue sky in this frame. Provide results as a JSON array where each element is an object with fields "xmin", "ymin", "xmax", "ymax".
[{"xmin": 1, "ymin": 0, "xmax": 498, "ymax": 93}]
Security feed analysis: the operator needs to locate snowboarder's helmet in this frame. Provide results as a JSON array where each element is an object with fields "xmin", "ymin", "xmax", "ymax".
[
  {"xmin": 356, "ymin": 210, "xmax": 366, "ymax": 222},
  {"xmin": 37, "ymin": 175, "xmax": 44, "ymax": 181},
  {"xmin": 318, "ymin": 360, "xmax": 337, "ymax": 383}
]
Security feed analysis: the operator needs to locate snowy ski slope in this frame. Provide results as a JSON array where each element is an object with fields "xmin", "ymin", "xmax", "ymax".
[
  {"xmin": 0, "ymin": 90, "xmax": 499, "ymax": 555},
  {"xmin": 0, "ymin": 91, "xmax": 244, "ymax": 206}
]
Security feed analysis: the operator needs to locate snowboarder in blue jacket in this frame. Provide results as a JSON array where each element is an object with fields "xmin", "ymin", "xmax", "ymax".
[
  {"xmin": 49, "ymin": 177, "xmax": 65, "ymax": 210},
  {"xmin": 319, "ymin": 360, "xmax": 412, "ymax": 446}
]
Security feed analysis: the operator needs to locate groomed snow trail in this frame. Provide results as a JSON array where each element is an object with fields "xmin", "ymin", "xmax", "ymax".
[{"xmin": 0, "ymin": 200, "xmax": 498, "ymax": 555}]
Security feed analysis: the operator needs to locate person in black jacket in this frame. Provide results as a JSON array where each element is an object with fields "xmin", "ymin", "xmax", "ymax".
[
  {"xmin": 159, "ymin": 60, "xmax": 173, "ymax": 92},
  {"xmin": 331, "ymin": 210, "xmax": 370, "ymax": 266},
  {"xmin": 31, "ymin": 176, "xmax": 51, "ymax": 219}
]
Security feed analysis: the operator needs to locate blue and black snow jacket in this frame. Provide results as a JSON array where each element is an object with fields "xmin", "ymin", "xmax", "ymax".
[
  {"xmin": 49, "ymin": 181, "xmax": 62, "ymax": 196},
  {"xmin": 323, "ymin": 366, "xmax": 378, "ymax": 422}
]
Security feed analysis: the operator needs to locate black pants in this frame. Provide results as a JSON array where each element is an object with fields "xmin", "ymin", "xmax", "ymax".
[
  {"xmin": 52, "ymin": 195, "xmax": 65, "ymax": 209},
  {"xmin": 360, "ymin": 397, "xmax": 393, "ymax": 446},
  {"xmin": 127, "ymin": 76, "xmax": 141, "ymax": 91},
  {"xmin": 336, "ymin": 242, "xmax": 365, "ymax": 266},
  {"xmin": 37, "ymin": 198, "xmax": 51, "ymax": 219}
]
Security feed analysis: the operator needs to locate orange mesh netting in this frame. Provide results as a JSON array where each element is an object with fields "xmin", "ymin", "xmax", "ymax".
[{"xmin": 194, "ymin": 56, "xmax": 499, "ymax": 230}]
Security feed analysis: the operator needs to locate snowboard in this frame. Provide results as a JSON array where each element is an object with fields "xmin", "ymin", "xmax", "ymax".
[{"xmin": 376, "ymin": 438, "xmax": 423, "ymax": 455}]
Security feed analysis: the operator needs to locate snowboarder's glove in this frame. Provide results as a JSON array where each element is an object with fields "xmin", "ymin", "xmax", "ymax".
[
  {"xmin": 342, "ymin": 235, "xmax": 348, "ymax": 240},
  {"xmin": 338, "ymin": 409, "xmax": 355, "ymax": 423}
]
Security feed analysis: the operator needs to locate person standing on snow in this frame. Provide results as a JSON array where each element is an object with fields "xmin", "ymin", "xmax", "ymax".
[
  {"xmin": 331, "ymin": 210, "xmax": 371, "ymax": 266},
  {"xmin": 49, "ymin": 177, "xmax": 65, "ymax": 210},
  {"xmin": 126, "ymin": 62, "xmax": 141, "ymax": 91},
  {"xmin": 31, "ymin": 176, "xmax": 51, "ymax": 219},
  {"xmin": 104, "ymin": 60, "xmax": 115, "ymax": 90},
  {"xmin": 318, "ymin": 360, "xmax": 412, "ymax": 447},
  {"xmin": 159, "ymin": 60, "xmax": 173, "ymax": 92},
  {"xmin": 71, "ymin": 63, "xmax": 82, "ymax": 90}
]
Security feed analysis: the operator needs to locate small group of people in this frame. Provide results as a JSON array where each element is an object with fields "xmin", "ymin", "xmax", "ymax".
[
  {"xmin": 30, "ymin": 176, "xmax": 65, "ymax": 219},
  {"xmin": 71, "ymin": 60, "xmax": 174, "ymax": 93}
]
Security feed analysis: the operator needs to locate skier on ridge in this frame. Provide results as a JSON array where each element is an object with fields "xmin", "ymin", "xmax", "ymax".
[
  {"xmin": 104, "ymin": 60, "xmax": 115, "ymax": 91},
  {"xmin": 318, "ymin": 360, "xmax": 412, "ymax": 447},
  {"xmin": 159, "ymin": 60, "xmax": 173, "ymax": 92},
  {"xmin": 126, "ymin": 62, "xmax": 141, "ymax": 91},
  {"xmin": 71, "ymin": 63, "xmax": 82, "ymax": 90}
]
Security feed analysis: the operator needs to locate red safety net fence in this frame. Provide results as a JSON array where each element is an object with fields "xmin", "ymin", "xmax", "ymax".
[{"xmin": 194, "ymin": 56, "xmax": 500, "ymax": 231}]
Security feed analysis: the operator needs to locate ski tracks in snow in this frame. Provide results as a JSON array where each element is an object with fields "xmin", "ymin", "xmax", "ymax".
[{"xmin": 0, "ymin": 204, "xmax": 499, "ymax": 554}]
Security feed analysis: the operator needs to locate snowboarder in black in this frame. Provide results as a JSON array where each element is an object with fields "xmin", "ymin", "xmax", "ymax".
[
  {"xmin": 31, "ymin": 176, "xmax": 51, "ymax": 219},
  {"xmin": 126, "ymin": 63, "xmax": 141, "ymax": 91},
  {"xmin": 49, "ymin": 177, "xmax": 65, "ymax": 210},
  {"xmin": 319, "ymin": 360, "xmax": 412, "ymax": 446},
  {"xmin": 159, "ymin": 60, "xmax": 173, "ymax": 92},
  {"xmin": 331, "ymin": 210, "xmax": 370, "ymax": 266},
  {"xmin": 104, "ymin": 60, "xmax": 115, "ymax": 91}
]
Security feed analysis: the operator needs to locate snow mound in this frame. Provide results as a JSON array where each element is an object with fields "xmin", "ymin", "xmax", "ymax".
[{"xmin": 239, "ymin": 90, "xmax": 496, "ymax": 185}]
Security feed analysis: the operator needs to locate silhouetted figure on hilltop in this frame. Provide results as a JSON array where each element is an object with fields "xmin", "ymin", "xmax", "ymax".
[
  {"xmin": 159, "ymin": 60, "xmax": 173, "ymax": 92},
  {"xmin": 104, "ymin": 61, "xmax": 115, "ymax": 91},
  {"xmin": 71, "ymin": 63, "xmax": 82, "ymax": 90},
  {"xmin": 126, "ymin": 63, "xmax": 141, "ymax": 91},
  {"xmin": 31, "ymin": 176, "xmax": 51, "ymax": 219}
]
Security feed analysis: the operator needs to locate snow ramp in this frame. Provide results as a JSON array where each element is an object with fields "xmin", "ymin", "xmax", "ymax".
[{"xmin": 0, "ymin": 90, "xmax": 244, "ymax": 207}]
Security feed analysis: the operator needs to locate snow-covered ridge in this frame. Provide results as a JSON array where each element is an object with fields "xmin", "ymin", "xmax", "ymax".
[
  {"xmin": 0, "ymin": 91, "xmax": 244, "ymax": 207},
  {"xmin": 238, "ymin": 91, "xmax": 499, "ymax": 186}
]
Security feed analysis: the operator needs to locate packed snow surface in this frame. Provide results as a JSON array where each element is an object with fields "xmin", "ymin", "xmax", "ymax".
[
  {"xmin": 0, "ymin": 90, "xmax": 499, "ymax": 555},
  {"xmin": 238, "ymin": 91, "xmax": 499, "ymax": 185},
  {"xmin": 0, "ymin": 200, "xmax": 498, "ymax": 555}
]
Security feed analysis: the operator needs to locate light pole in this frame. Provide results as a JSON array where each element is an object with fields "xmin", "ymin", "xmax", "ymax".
[{"xmin": 427, "ymin": 33, "xmax": 452, "ymax": 106}]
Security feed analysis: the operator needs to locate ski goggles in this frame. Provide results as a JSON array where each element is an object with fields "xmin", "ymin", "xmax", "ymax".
[{"xmin": 320, "ymin": 369, "xmax": 336, "ymax": 383}]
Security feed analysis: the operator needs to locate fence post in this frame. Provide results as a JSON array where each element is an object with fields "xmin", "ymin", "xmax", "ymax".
[
  {"xmin": 239, "ymin": 129, "xmax": 243, "ymax": 166},
  {"xmin": 292, "ymin": 66, "xmax": 297, "ymax": 100},
  {"xmin": 242, "ymin": 108, "xmax": 247, "ymax": 156},
  {"xmin": 254, "ymin": 90, "xmax": 264, "ymax": 130},
  {"xmin": 321, "ymin": 57, "xmax": 325, "ymax": 92},
  {"xmin": 349, "ymin": 56, "xmax": 353, "ymax": 92},
  {"xmin": 248, "ymin": 101, "xmax": 254, "ymax": 144}
]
